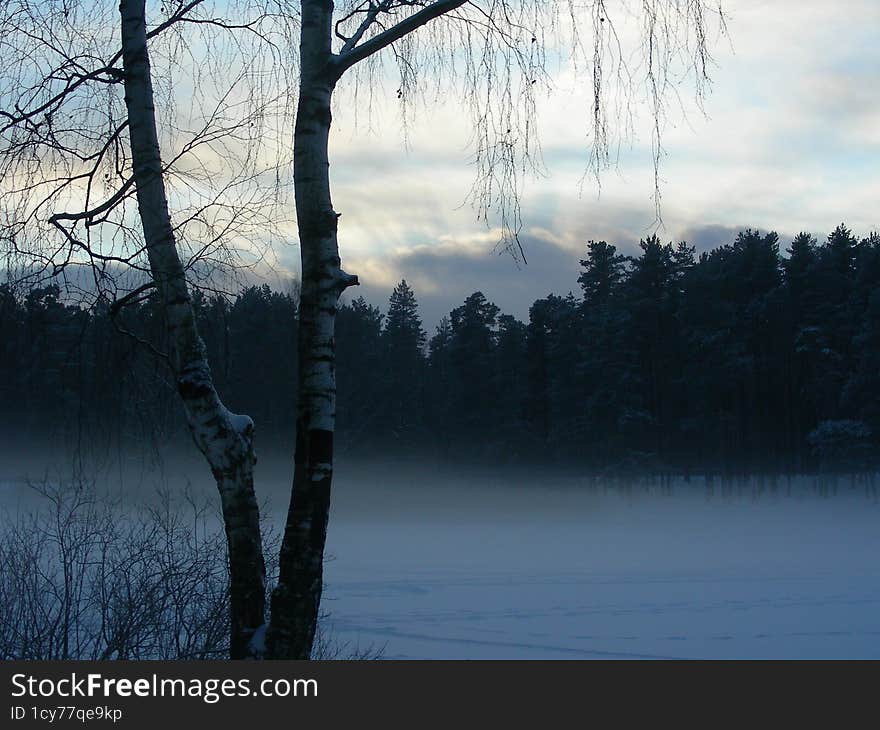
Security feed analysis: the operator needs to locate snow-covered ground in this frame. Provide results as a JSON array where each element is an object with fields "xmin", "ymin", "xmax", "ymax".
[
  {"xmin": 322, "ymin": 472, "xmax": 880, "ymax": 659},
  {"xmin": 3, "ymin": 461, "xmax": 880, "ymax": 659}
]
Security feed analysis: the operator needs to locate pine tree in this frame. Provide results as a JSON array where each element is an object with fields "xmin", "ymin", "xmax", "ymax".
[
  {"xmin": 623, "ymin": 235, "xmax": 677, "ymax": 457},
  {"xmin": 784, "ymin": 232, "xmax": 817, "ymax": 290},
  {"xmin": 824, "ymin": 223, "xmax": 857, "ymax": 278},
  {"xmin": 447, "ymin": 292, "xmax": 500, "ymax": 453},
  {"xmin": 384, "ymin": 280, "xmax": 426, "ymax": 360},
  {"xmin": 336, "ymin": 296, "xmax": 384, "ymax": 449},
  {"xmin": 577, "ymin": 240, "xmax": 627, "ymax": 308},
  {"xmin": 671, "ymin": 241, "xmax": 696, "ymax": 283},
  {"xmin": 381, "ymin": 280, "xmax": 427, "ymax": 446}
]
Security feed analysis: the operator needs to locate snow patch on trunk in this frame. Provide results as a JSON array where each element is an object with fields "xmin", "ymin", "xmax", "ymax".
[
  {"xmin": 229, "ymin": 412, "xmax": 255, "ymax": 437},
  {"xmin": 248, "ymin": 623, "xmax": 267, "ymax": 658}
]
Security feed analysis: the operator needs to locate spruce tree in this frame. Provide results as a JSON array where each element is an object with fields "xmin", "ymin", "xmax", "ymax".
[{"xmin": 382, "ymin": 280, "xmax": 427, "ymax": 447}]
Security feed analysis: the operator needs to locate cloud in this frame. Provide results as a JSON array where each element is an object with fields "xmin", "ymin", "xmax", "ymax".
[
  {"xmin": 343, "ymin": 232, "xmax": 585, "ymax": 329},
  {"xmin": 265, "ymin": 0, "xmax": 880, "ymax": 329},
  {"xmin": 12, "ymin": 0, "xmax": 880, "ymax": 336},
  {"xmin": 677, "ymin": 224, "xmax": 743, "ymax": 254}
]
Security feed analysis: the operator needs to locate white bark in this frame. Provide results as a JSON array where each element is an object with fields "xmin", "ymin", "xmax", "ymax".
[
  {"xmin": 266, "ymin": 0, "xmax": 359, "ymax": 660},
  {"xmin": 266, "ymin": 0, "xmax": 464, "ymax": 661},
  {"xmin": 119, "ymin": 0, "xmax": 266, "ymax": 660}
]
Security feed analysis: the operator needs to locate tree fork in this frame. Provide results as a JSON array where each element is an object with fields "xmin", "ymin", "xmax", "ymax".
[{"xmin": 265, "ymin": 0, "xmax": 361, "ymax": 659}]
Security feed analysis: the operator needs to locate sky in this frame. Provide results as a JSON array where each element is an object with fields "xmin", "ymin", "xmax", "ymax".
[
  {"xmin": 259, "ymin": 0, "xmax": 880, "ymax": 329},
  {"xmin": 4, "ymin": 1, "xmax": 877, "ymax": 329}
]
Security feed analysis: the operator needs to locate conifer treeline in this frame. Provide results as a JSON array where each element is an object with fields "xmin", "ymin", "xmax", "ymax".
[{"xmin": 3, "ymin": 224, "xmax": 879, "ymax": 474}]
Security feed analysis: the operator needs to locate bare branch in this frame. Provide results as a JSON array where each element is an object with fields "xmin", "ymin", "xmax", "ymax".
[{"xmin": 335, "ymin": 0, "xmax": 468, "ymax": 74}]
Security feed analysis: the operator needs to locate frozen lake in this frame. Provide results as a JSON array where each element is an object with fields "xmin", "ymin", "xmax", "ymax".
[
  {"xmin": 321, "ymin": 470, "xmax": 880, "ymax": 659},
  {"xmin": 3, "ymin": 457, "xmax": 880, "ymax": 659}
]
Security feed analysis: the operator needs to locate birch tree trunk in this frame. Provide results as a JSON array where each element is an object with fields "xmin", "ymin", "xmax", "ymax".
[
  {"xmin": 266, "ymin": 0, "xmax": 356, "ymax": 659},
  {"xmin": 119, "ymin": 0, "xmax": 267, "ymax": 660}
]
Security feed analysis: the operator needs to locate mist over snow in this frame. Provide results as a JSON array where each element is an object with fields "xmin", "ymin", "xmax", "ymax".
[
  {"xmin": 3, "ymin": 0, "xmax": 880, "ymax": 662},
  {"xmin": 319, "ymin": 466, "xmax": 880, "ymax": 659},
  {"xmin": 3, "ymin": 448, "xmax": 879, "ymax": 660}
]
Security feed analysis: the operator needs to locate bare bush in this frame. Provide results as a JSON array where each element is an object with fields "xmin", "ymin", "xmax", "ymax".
[
  {"xmin": 0, "ymin": 476, "xmax": 232, "ymax": 659},
  {"xmin": 311, "ymin": 620, "xmax": 384, "ymax": 661},
  {"xmin": 0, "ymin": 473, "xmax": 378, "ymax": 660}
]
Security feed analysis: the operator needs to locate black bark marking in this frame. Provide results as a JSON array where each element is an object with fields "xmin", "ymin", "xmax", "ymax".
[{"xmin": 309, "ymin": 428, "xmax": 333, "ymax": 465}]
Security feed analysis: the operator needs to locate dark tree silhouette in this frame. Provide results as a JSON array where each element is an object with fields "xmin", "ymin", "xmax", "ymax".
[
  {"xmin": 381, "ymin": 280, "xmax": 427, "ymax": 446},
  {"xmin": 8, "ymin": 222, "xmax": 880, "ymax": 481}
]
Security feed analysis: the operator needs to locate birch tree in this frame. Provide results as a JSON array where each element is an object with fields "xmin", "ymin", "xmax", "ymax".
[
  {"xmin": 1, "ymin": 0, "xmax": 724, "ymax": 659},
  {"xmin": 267, "ymin": 0, "xmax": 725, "ymax": 659},
  {"xmin": 0, "ymin": 0, "xmax": 289, "ymax": 658},
  {"xmin": 119, "ymin": 0, "xmax": 269, "ymax": 660}
]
